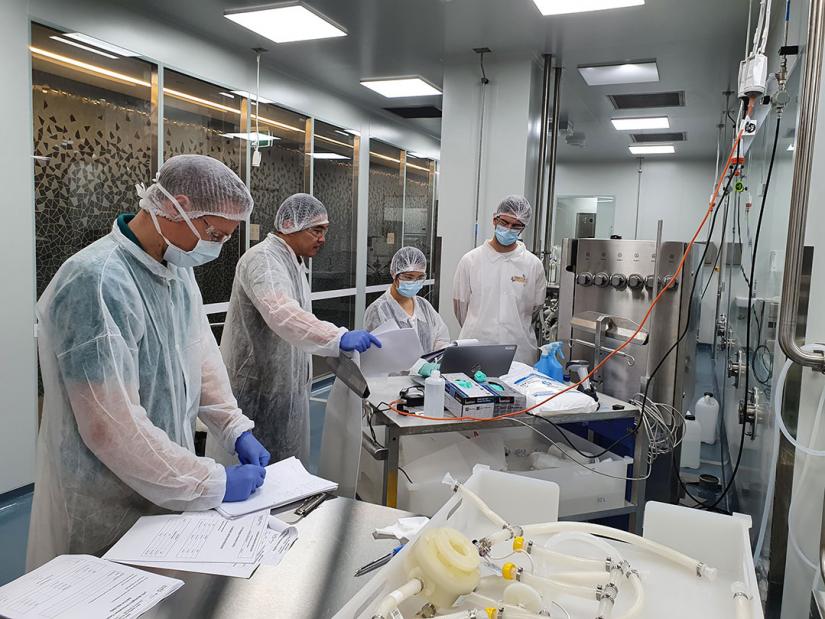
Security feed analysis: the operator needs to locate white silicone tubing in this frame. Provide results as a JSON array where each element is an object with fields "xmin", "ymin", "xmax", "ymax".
[{"xmin": 374, "ymin": 578, "xmax": 422, "ymax": 619}]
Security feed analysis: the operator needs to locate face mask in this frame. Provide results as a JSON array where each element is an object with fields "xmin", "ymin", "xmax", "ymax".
[
  {"xmin": 495, "ymin": 225, "xmax": 521, "ymax": 246},
  {"xmin": 397, "ymin": 280, "xmax": 425, "ymax": 298},
  {"xmin": 148, "ymin": 183, "xmax": 225, "ymax": 268}
]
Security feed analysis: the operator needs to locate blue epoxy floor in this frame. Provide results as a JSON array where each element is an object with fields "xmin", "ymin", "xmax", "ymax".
[{"xmin": 0, "ymin": 491, "xmax": 32, "ymax": 586}]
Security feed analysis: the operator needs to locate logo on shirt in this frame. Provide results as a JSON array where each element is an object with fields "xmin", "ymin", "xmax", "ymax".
[{"xmin": 511, "ymin": 274, "xmax": 527, "ymax": 285}]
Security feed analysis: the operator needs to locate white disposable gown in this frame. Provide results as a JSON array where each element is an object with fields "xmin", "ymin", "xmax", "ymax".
[
  {"xmin": 453, "ymin": 240, "xmax": 547, "ymax": 364},
  {"xmin": 364, "ymin": 290, "xmax": 451, "ymax": 353},
  {"xmin": 221, "ymin": 234, "xmax": 345, "ymax": 464},
  {"xmin": 28, "ymin": 222, "xmax": 253, "ymax": 570}
]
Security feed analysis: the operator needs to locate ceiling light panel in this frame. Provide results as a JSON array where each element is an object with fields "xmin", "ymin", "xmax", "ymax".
[
  {"xmin": 230, "ymin": 90, "xmax": 275, "ymax": 104},
  {"xmin": 361, "ymin": 78, "xmax": 442, "ymax": 98},
  {"xmin": 629, "ymin": 145, "xmax": 675, "ymax": 155},
  {"xmin": 225, "ymin": 3, "xmax": 347, "ymax": 44},
  {"xmin": 579, "ymin": 61, "xmax": 659, "ymax": 86},
  {"xmin": 221, "ymin": 132, "xmax": 280, "ymax": 143},
  {"xmin": 50, "ymin": 36, "xmax": 118, "ymax": 59},
  {"xmin": 63, "ymin": 32, "xmax": 139, "ymax": 57},
  {"xmin": 533, "ymin": 0, "xmax": 644, "ymax": 15},
  {"xmin": 312, "ymin": 153, "xmax": 350, "ymax": 159},
  {"xmin": 611, "ymin": 116, "xmax": 669, "ymax": 130}
]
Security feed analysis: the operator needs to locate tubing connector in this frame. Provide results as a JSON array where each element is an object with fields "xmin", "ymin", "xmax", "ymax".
[
  {"xmin": 502, "ymin": 562, "xmax": 523, "ymax": 581},
  {"xmin": 485, "ymin": 606, "xmax": 504, "ymax": 619},
  {"xmin": 697, "ymin": 562, "xmax": 719, "ymax": 580},
  {"xmin": 475, "ymin": 538, "xmax": 493, "ymax": 557},
  {"xmin": 596, "ymin": 582, "xmax": 619, "ymax": 603}
]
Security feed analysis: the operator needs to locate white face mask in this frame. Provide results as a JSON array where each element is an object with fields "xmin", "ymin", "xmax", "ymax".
[{"xmin": 148, "ymin": 184, "xmax": 225, "ymax": 268}]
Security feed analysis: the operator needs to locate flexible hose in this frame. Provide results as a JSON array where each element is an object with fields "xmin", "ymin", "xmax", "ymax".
[
  {"xmin": 464, "ymin": 591, "xmax": 550, "ymax": 619},
  {"xmin": 545, "ymin": 531, "xmax": 625, "ymax": 564},
  {"xmin": 443, "ymin": 474, "xmax": 509, "ymax": 528},
  {"xmin": 615, "ymin": 572, "xmax": 645, "ymax": 619},
  {"xmin": 374, "ymin": 578, "xmax": 422, "ymax": 619},
  {"xmin": 486, "ymin": 522, "xmax": 715, "ymax": 580},
  {"xmin": 518, "ymin": 571, "xmax": 597, "ymax": 600},
  {"xmin": 529, "ymin": 546, "xmax": 604, "ymax": 571}
]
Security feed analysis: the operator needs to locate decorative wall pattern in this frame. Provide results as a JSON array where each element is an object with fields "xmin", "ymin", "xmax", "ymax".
[
  {"xmin": 367, "ymin": 165, "xmax": 404, "ymax": 285},
  {"xmin": 33, "ymin": 72, "xmax": 153, "ymax": 298},
  {"xmin": 312, "ymin": 158, "xmax": 356, "ymax": 290},
  {"xmin": 250, "ymin": 143, "xmax": 305, "ymax": 240}
]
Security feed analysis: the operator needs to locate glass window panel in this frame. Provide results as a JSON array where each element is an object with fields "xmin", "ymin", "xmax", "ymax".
[
  {"xmin": 249, "ymin": 103, "xmax": 308, "ymax": 245},
  {"xmin": 31, "ymin": 23, "xmax": 155, "ymax": 298},
  {"xmin": 163, "ymin": 70, "xmax": 244, "ymax": 307},
  {"xmin": 368, "ymin": 141, "xmax": 404, "ymax": 286},
  {"xmin": 403, "ymin": 157, "xmax": 436, "ymax": 266},
  {"xmin": 311, "ymin": 120, "xmax": 358, "ymax": 292}
]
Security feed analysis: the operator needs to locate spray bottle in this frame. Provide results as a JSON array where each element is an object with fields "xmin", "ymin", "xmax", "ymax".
[{"xmin": 535, "ymin": 342, "xmax": 565, "ymax": 382}]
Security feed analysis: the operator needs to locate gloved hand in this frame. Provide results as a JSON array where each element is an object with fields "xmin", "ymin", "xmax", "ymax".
[
  {"xmin": 223, "ymin": 464, "xmax": 266, "ymax": 502},
  {"xmin": 235, "ymin": 431, "xmax": 270, "ymax": 467},
  {"xmin": 340, "ymin": 330, "xmax": 383, "ymax": 353}
]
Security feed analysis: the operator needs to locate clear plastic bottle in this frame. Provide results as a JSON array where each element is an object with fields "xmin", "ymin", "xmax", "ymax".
[
  {"xmin": 695, "ymin": 393, "xmax": 720, "ymax": 444},
  {"xmin": 680, "ymin": 413, "xmax": 702, "ymax": 469},
  {"xmin": 424, "ymin": 370, "xmax": 446, "ymax": 417}
]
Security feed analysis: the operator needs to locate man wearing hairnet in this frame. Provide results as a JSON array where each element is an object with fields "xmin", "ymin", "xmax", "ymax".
[
  {"xmin": 453, "ymin": 195, "xmax": 547, "ymax": 364},
  {"xmin": 29, "ymin": 155, "xmax": 271, "ymax": 570},
  {"xmin": 365, "ymin": 246, "xmax": 450, "ymax": 354},
  {"xmin": 221, "ymin": 193, "xmax": 381, "ymax": 464}
]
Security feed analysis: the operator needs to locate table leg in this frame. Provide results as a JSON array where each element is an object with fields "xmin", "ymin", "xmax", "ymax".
[
  {"xmin": 629, "ymin": 415, "xmax": 648, "ymax": 534},
  {"xmin": 382, "ymin": 426, "xmax": 400, "ymax": 508}
]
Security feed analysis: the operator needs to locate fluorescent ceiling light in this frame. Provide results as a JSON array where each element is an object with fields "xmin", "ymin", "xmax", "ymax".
[
  {"xmin": 221, "ymin": 132, "xmax": 280, "ymax": 143},
  {"xmin": 63, "ymin": 32, "xmax": 139, "ymax": 57},
  {"xmin": 312, "ymin": 152, "xmax": 349, "ymax": 159},
  {"xmin": 787, "ymin": 143, "xmax": 795, "ymax": 151},
  {"xmin": 361, "ymin": 78, "xmax": 441, "ymax": 98},
  {"xmin": 533, "ymin": 0, "xmax": 644, "ymax": 15},
  {"xmin": 50, "ymin": 35, "xmax": 118, "ymax": 59},
  {"xmin": 335, "ymin": 130, "xmax": 351, "ymax": 137},
  {"xmin": 629, "ymin": 145, "xmax": 675, "ymax": 155},
  {"xmin": 30, "ymin": 46, "xmax": 151, "ymax": 87},
  {"xmin": 219, "ymin": 92, "xmax": 236, "ymax": 99},
  {"xmin": 230, "ymin": 90, "xmax": 275, "ymax": 104},
  {"xmin": 225, "ymin": 3, "xmax": 347, "ymax": 44},
  {"xmin": 611, "ymin": 116, "xmax": 669, "ymax": 130},
  {"xmin": 579, "ymin": 61, "xmax": 659, "ymax": 86}
]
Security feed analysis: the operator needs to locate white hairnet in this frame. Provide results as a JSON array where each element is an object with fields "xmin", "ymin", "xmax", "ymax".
[
  {"xmin": 137, "ymin": 154, "xmax": 253, "ymax": 222},
  {"xmin": 496, "ymin": 194, "xmax": 533, "ymax": 225},
  {"xmin": 275, "ymin": 193, "xmax": 329, "ymax": 234},
  {"xmin": 390, "ymin": 246, "xmax": 427, "ymax": 277}
]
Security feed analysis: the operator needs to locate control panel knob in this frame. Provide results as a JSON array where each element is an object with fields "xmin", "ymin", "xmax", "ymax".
[
  {"xmin": 627, "ymin": 273, "xmax": 645, "ymax": 290},
  {"xmin": 576, "ymin": 272, "xmax": 594, "ymax": 286},
  {"xmin": 663, "ymin": 275, "xmax": 679, "ymax": 290},
  {"xmin": 645, "ymin": 275, "xmax": 659, "ymax": 290},
  {"xmin": 594, "ymin": 272, "xmax": 610, "ymax": 287},
  {"xmin": 610, "ymin": 273, "xmax": 627, "ymax": 289}
]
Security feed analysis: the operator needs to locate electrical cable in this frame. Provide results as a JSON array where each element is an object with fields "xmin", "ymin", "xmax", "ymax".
[{"xmin": 525, "ymin": 412, "xmax": 638, "ymax": 459}]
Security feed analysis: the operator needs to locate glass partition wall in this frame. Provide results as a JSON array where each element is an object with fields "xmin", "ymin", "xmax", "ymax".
[{"xmin": 30, "ymin": 22, "xmax": 439, "ymax": 377}]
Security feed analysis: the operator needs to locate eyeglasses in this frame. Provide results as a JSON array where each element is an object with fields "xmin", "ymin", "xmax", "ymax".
[
  {"xmin": 397, "ymin": 273, "xmax": 426, "ymax": 283},
  {"xmin": 494, "ymin": 216, "xmax": 526, "ymax": 232},
  {"xmin": 303, "ymin": 225, "xmax": 328, "ymax": 240},
  {"xmin": 201, "ymin": 216, "xmax": 233, "ymax": 243}
]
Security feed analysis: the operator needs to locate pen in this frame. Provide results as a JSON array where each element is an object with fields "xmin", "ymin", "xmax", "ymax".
[{"xmin": 354, "ymin": 544, "xmax": 405, "ymax": 577}]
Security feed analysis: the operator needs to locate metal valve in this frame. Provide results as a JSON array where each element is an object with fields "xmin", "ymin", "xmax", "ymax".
[
  {"xmin": 627, "ymin": 273, "xmax": 645, "ymax": 290},
  {"xmin": 610, "ymin": 273, "xmax": 627, "ymax": 289},
  {"xmin": 576, "ymin": 272, "xmax": 594, "ymax": 287},
  {"xmin": 594, "ymin": 272, "xmax": 610, "ymax": 287}
]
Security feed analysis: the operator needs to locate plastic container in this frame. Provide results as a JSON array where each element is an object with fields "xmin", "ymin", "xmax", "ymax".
[
  {"xmin": 695, "ymin": 392, "xmax": 720, "ymax": 444},
  {"xmin": 680, "ymin": 413, "xmax": 701, "ymax": 469},
  {"xmin": 534, "ymin": 341, "xmax": 565, "ymax": 382},
  {"xmin": 423, "ymin": 370, "xmax": 446, "ymax": 417}
]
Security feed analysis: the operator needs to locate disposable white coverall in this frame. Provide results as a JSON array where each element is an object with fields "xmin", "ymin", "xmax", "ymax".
[
  {"xmin": 453, "ymin": 240, "xmax": 547, "ymax": 364},
  {"xmin": 221, "ymin": 234, "xmax": 345, "ymax": 464},
  {"xmin": 28, "ymin": 222, "xmax": 253, "ymax": 569},
  {"xmin": 364, "ymin": 290, "xmax": 451, "ymax": 353}
]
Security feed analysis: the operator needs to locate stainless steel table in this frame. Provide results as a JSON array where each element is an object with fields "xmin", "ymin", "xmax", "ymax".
[
  {"xmin": 363, "ymin": 376, "xmax": 648, "ymax": 532},
  {"xmin": 144, "ymin": 497, "xmax": 411, "ymax": 619}
]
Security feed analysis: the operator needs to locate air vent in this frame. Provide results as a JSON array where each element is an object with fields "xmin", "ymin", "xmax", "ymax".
[
  {"xmin": 384, "ymin": 106, "xmax": 442, "ymax": 119},
  {"xmin": 608, "ymin": 91, "xmax": 685, "ymax": 110},
  {"xmin": 631, "ymin": 132, "xmax": 686, "ymax": 143}
]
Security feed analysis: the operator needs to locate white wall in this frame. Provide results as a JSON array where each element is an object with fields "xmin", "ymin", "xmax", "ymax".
[
  {"xmin": 437, "ymin": 53, "xmax": 542, "ymax": 335},
  {"xmin": 0, "ymin": 0, "xmax": 38, "ymax": 495}
]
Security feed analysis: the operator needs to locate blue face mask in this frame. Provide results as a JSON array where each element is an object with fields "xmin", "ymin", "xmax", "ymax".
[
  {"xmin": 495, "ymin": 225, "xmax": 521, "ymax": 246},
  {"xmin": 397, "ymin": 280, "xmax": 424, "ymax": 298}
]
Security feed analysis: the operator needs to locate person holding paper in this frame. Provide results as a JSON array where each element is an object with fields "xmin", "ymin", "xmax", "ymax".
[
  {"xmin": 452, "ymin": 195, "xmax": 547, "ymax": 364},
  {"xmin": 364, "ymin": 246, "xmax": 450, "ymax": 354},
  {"xmin": 221, "ymin": 193, "xmax": 381, "ymax": 465},
  {"xmin": 29, "ymin": 155, "xmax": 270, "ymax": 570}
]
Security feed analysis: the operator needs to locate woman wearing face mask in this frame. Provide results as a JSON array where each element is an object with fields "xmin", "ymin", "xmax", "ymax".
[
  {"xmin": 28, "ymin": 155, "xmax": 270, "ymax": 570},
  {"xmin": 364, "ymin": 246, "xmax": 451, "ymax": 355}
]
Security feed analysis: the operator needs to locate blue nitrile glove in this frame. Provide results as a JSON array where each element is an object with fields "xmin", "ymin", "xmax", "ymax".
[
  {"xmin": 340, "ymin": 330, "xmax": 383, "ymax": 353},
  {"xmin": 223, "ymin": 464, "xmax": 266, "ymax": 502},
  {"xmin": 235, "ymin": 431, "xmax": 270, "ymax": 466}
]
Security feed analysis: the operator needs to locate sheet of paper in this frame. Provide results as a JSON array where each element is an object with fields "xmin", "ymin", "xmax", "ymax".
[
  {"xmin": 360, "ymin": 327, "xmax": 424, "ymax": 377},
  {"xmin": 103, "ymin": 511, "xmax": 268, "ymax": 565},
  {"xmin": 216, "ymin": 457, "xmax": 337, "ymax": 519},
  {"xmin": 261, "ymin": 516, "xmax": 298, "ymax": 567},
  {"xmin": 0, "ymin": 555, "xmax": 182, "ymax": 619},
  {"xmin": 371, "ymin": 320, "xmax": 400, "ymax": 337}
]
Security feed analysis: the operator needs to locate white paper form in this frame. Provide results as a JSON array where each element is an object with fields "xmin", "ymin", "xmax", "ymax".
[
  {"xmin": 120, "ymin": 515, "xmax": 299, "ymax": 578},
  {"xmin": 0, "ymin": 555, "xmax": 182, "ymax": 619},
  {"xmin": 103, "ymin": 510, "xmax": 268, "ymax": 565},
  {"xmin": 360, "ymin": 327, "xmax": 423, "ymax": 377},
  {"xmin": 216, "ymin": 457, "xmax": 337, "ymax": 519}
]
